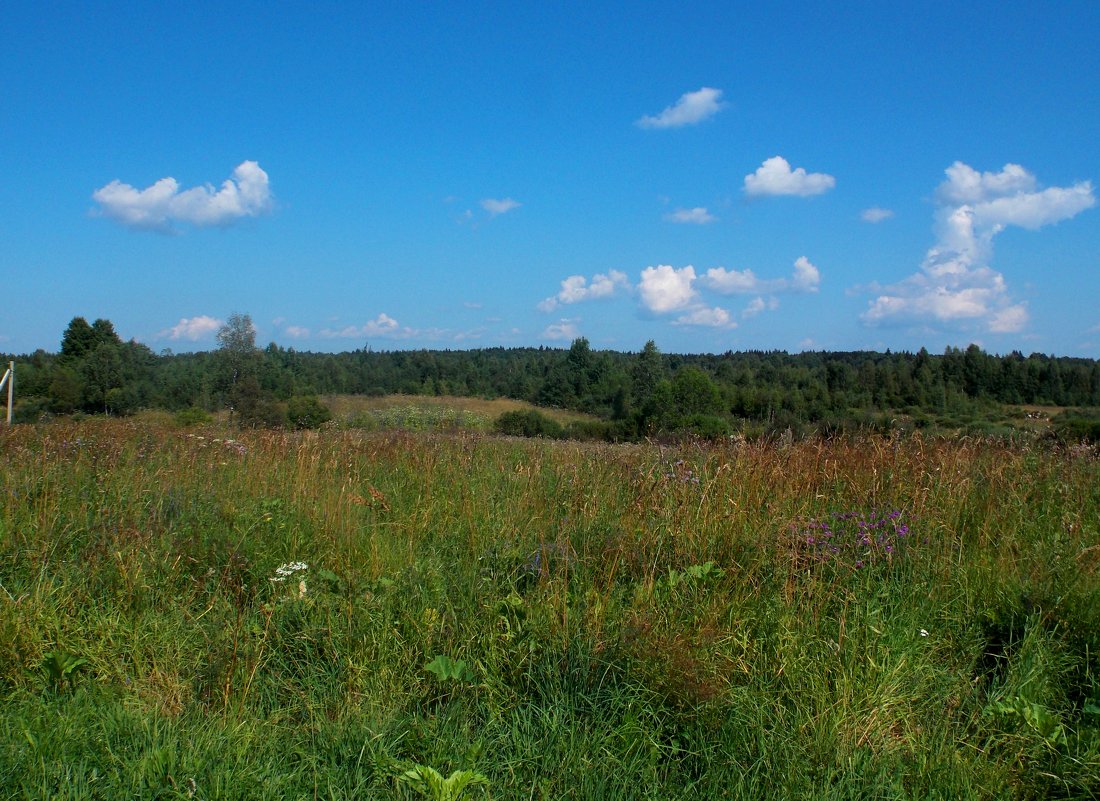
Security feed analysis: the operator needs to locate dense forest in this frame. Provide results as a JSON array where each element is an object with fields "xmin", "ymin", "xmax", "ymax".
[{"xmin": 5, "ymin": 314, "xmax": 1100, "ymax": 439}]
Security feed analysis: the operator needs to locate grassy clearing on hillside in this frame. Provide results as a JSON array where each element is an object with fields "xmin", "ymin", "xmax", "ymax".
[
  {"xmin": 1, "ymin": 420, "xmax": 1098, "ymax": 799},
  {"xmin": 322, "ymin": 394, "xmax": 596, "ymax": 432}
]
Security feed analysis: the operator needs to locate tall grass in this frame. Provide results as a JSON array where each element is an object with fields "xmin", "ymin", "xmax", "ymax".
[{"xmin": 1, "ymin": 420, "xmax": 1098, "ymax": 799}]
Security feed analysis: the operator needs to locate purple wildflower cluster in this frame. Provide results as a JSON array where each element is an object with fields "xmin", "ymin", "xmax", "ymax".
[{"xmin": 795, "ymin": 509, "xmax": 912, "ymax": 569}]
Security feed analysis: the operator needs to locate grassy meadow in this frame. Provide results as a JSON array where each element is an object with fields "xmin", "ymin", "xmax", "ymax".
[{"xmin": 1, "ymin": 417, "xmax": 1099, "ymax": 799}]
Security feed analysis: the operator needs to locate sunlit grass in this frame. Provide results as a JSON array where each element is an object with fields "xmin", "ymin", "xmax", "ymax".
[{"xmin": 1, "ymin": 418, "xmax": 1098, "ymax": 798}]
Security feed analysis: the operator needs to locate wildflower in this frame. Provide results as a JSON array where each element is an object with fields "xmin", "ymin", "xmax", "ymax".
[
  {"xmin": 270, "ymin": 561, "xmax": 308, "ymax": 583},
  {"xmin": 298, "ymin": 579, "xmax": 307, "ymax": 599},
  {"xmin": 920, "ymin": 629, "xmax": 929, "ymax": 637}
]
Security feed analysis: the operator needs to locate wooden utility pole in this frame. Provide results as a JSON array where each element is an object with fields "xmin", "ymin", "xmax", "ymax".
[{"xmin": 1, "ymin": 361, "xmax": 12, "ymax": 424}]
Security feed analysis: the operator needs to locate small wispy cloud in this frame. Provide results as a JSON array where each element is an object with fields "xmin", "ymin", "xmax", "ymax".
[
  {"xmin": 742, "ymin": 296, "xmax": 780, "ymax": 318},
  {"xmin": 93, "ymin": 161, "xmax": 272, "ymax": 232},
  {"xmin": 158, "ymin": 315, "xmax": 223, "ymax": 341},
  {"xmin": 538, "ymin": 270, "xmax": 630, "ymax": 312},
  {"xmin": 320, "ymin": 313, "xmax": 407, "ymax": 339},
  {"xmin": 861, "ymin": 207, "xmax": 894, "ymax": 223},
  {"xmin": 481, "ymin": 197, "xmax": 522, "ymax": 217},
  {"xmin": 664, "ymin": 207, "xmax": 716, "ymax": 224},
  {"xmin": 541, "ymin": 319, "xmax": 581, "ymax": 340},
  {"xmin": 637, "ymin": 87, "xmax": 725, "ymax": 129},
  {"xmin": 284, "ymin": 325, "xmax": 310, "ymax": 338},
  {"xmin": 743, "ymin": 156, "xmax": 835, "ymax": 198},
  {"xmin": 672, "ymin": 306, "xmax": 736, "ymax": 328}
]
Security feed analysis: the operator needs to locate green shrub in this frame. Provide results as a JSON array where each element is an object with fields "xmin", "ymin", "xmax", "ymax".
[
  {"xmin": 1052, "ymin": 410, "xmax": 1100, "ymax": 444},
  {"xmin": 494, "ymin": 409, "xmax": 564, "ymax": 439},
  {"xmin": 680, "ymin": 413, "xmax": 730, "ymax": 439},
  {"xmin": 175, "ymin": 406, "xmax": 212, "ymax": 427},
  {"xmin": 563, "ymin": 419, "xmax": 627, "ymax": 442},
  {"xmin": 286, "ymin": 395, "xmax": 332, "ymax": 430},
  {"xmin": 12, "ymin": 396, "xmax": 51, "ymax": 424}
]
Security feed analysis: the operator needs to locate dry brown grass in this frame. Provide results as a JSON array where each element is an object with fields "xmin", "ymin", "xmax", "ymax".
[{"xmin": 320, "ymin": 393, "xmax": 597, "ymax": 425}]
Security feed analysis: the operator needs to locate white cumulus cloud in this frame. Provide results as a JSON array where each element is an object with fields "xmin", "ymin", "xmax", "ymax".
[
  {"xmin": 664, "ymin": 207, "xmax": 717, "ymax": 224},
  {"xmin": 320, "ymin": 314, "xmax": 410, "ymax": 339},
  {"xmin": 93, "ymin": 161, "xmax": 272, "ymax": 231},
  {"xmin": 538, "ymin": 270, "xmax": 629, "ymax": 312},
  {"xmin": 702, "ymin": 256, "xmax": 820, "ymax": 295},
  {"xmin": 637, "ymin": 87, "xmax": 725, "ymax": 129},
  {"xmin": 481, "ymin": 197, "xmax": 522, "ymax": 217},
  {"xmin": 284, "ymin": 326, "xmax": 310, "ymax": 339},
  {"xmin": 936, "ymin": 162, "xmax": 1036, "ymax": 205},
  {"xmin": 673, "ymin": 306, "xmax": 736, "ymax": 328},
  {"xmin": 860, "ymin": 161, "xmax": 1095, "ymax": 333},
  {"xmin": 638, "ymin": 265, "xmax": 698, "ymax": 313},
  {"xmin": 743, "ymin": 156, "xmax": 835, "ymax": 198},
  {"xmin": 791, "ymin": 256, "xmax": 821, "ymax": 291},
  {"xmin": 159, "ymin": 315, "xmax": 223, "ymax": 341},
  {"xmin": 541, "ymin": 319, "xmax": 581, "ymax": 340},
  {"xmin": 861, "ymin": 207, "xmax": 894, "ymax": 223}
]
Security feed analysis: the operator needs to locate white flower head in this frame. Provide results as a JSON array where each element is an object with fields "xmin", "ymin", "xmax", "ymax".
[{"xmin": 270, "ymin": 561, "xmax": 309, "ymax": 582}]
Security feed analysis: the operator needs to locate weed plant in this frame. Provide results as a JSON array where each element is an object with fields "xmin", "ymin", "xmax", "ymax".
[{"xmin": 0, "ymin": 420, "xmax": 1098, "ymax": 798}]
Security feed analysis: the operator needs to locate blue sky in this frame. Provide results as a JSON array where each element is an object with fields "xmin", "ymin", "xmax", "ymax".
[{"xmin": 3, "ymin": 2, "xmax": 1099, "ymax": 356}]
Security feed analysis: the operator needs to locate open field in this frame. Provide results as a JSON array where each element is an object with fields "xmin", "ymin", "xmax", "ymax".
[
  {"xmin": 1, "ymin": 419, "xmax": 1099, "ymax": 799},
  {"xmin": 320, "ymin": 394, "xmax": 598, "ymax": 433}
]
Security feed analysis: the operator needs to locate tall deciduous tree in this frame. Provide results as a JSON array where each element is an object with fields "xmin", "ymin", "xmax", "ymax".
[{"xmin": 216, "ymin": 313, "xmax": 262, "ymax": 421}]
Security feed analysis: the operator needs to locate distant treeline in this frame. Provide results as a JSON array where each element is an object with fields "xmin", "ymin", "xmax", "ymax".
[{"xmin": 5, "ymin": 316, "xmax": 1100, "ymax": 438}]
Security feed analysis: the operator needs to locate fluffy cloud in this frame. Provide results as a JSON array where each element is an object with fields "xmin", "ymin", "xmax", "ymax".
[
  {"xmin": 637, "ymin": 87, "xmax": 724, "ymax": 129},
  {"xmin": 284, "ymin": 326, "xmax": 311, "ymax": 339},
  {"xmin": 638, "ymin": 265, "xmax": 698, "ymax": 313},
  {"xmin": 664, "ymin": 207, "xmax": 716, "ymax": 224},
  {"xmin": 861, "ymin": 162, "xmax": 1095, "ymax": 333},
  {"xmin": 673, "ymin": 306, "xmax": 736, "ymax": 328},
  {"xmin": 743, "ymin": 156, "xmax": 835, "ymax": 198},
  {"xmin": 541, "ymin": 319, "xmax": 581, "ymax": 340},
  {"xmin": 742, "ymin": 296, "xmax": 779, "ymax": 318},
  {"xmin": 538, "ymin": 270, "xmax": 629, "ymax": 312},
  {"xmin": 481, "ymin": 197, "xmax": 522, "ymax": 217},
  {"xmin": 702, "ymin": 256, "xmax": 820, "ymax": 295},
  {"xmin": 791, "ymin": 256, "xmax": 821, "ymax": 291},
  {"xmin": 861, "ymin": 207, "xmax": 894, "ymax": 223},
  {"xmin": 935, "ymin": 162, "xmax": 1036, "ymax": 205},
  {"xmin": 93, "ymin": 161, "xmax": 272, "ymax": 231},
  {"xmin": 159, "ymin": 315, "xmax": 223, "ymax": 341},
  {"xmin": 537, "ymin": 257, "xmax": 818, "ymax": 330},
  {"xmin": 320, "ymin": 313, "xmax": 407, "ymax": 339}
]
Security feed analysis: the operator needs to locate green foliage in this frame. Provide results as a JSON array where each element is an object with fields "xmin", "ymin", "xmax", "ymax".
[
  {"xmin": 2, "ymin": 419, "xmax": 1100, "ymax": 796},
  {"xmin": 47, "ymin": 366, "xmax": 83, "ymax": 413},
  {"xmin": 680, "ymin": 413, "xmax": 730, "ymax": 439},
  {"xmin": 664, "ymin": 560, "xmax": 724, "ymax": 591},
  {"xmin": 286, "ymin": 395, "xmax": 332, "ymax": 429},
  {"xmin": 424, "ymin": 655, "xmax": 475, "ymax": 683},
  {"xmin": 40, "ymin": 650, "xmax": 89, "ymax": 691},
  {"xmin": 399, "ymin": 765, "xmax": 489, "ymax": 801},
  {"xmin": 1052, "ymin": 409, "xmax": 1100, "ymax": 444},
  {"xmin": 349, "ymin": 405, "xmax": 490, "ymax": 432},
  {"xmin": 16, "ymin": 316, "xmax": 1100, "ymax": 439},
  {"xmin": 13, "ymin": 395, "xmax": 51, "ymax": 424},
  {"xmin": 494, "ymin": 409, "xmax": 564, "ymax": 439},
  {"xmin": 174, "ymin": 406, "xmax": 213, "ymax": 426}
]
